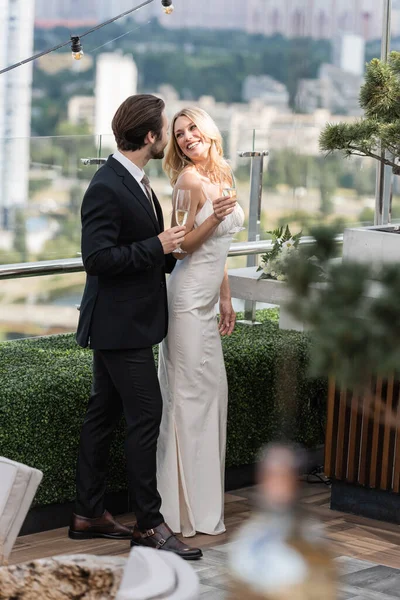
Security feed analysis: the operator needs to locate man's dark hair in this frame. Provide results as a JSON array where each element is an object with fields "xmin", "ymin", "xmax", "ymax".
[{"xmin": 112, "ymin": 94, "xmax": 166, "ymax": 152}]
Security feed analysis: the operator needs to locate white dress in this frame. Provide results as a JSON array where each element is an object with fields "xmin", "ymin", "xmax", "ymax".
[{"xmin": 157, "ymin": 181, "xmax": 245, "ymax": 537}]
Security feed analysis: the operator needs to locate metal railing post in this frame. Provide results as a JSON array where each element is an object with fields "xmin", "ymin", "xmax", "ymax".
[
  {"xmin": 237, "ymin": 150, "xmax": 269, "ymax": 324},
  {"xmin": 375, "ymin": 0, "xmax": 392, "ymax": 225}
]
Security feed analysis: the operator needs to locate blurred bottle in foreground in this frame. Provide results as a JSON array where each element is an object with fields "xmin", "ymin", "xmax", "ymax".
[{"xmin": 228, "ymin": 444, "xmax": 337, "ymax": 600}]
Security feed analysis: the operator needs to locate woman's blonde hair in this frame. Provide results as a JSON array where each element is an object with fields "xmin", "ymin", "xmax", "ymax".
[{"xmin": 163, "ymin": 107, "xmax": 232, "ymax": 187}]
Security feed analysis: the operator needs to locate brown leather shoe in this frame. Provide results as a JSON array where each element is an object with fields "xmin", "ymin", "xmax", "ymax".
[
  {"xmin": 68, "ymin": 510, "xmax": 133, "ymax": 540},
  {"xmin": 131, "ymin": 522, "xmax": 203, "ymax": 560}
]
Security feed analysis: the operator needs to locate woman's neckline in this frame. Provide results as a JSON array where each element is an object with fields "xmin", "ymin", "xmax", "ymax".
[{"xmin": 177, "ymin": 165, "xmax": 220, "ymax": 187}]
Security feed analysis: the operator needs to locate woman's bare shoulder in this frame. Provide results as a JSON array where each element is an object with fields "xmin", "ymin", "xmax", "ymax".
[{"xmin": 175, "ymin": 167, "xmax": 202, "ymax": 190}]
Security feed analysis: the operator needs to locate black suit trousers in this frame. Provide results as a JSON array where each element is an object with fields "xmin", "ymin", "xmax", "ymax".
[{"xmin": 75, "ymin": 347, "xmax": 164, "ymax": 530}]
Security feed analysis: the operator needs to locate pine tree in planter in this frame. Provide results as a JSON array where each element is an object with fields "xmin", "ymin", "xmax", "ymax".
[
  {"xmin": 320, "ymin": 52, "xmax": 400, "ymax": 173},
  {"xmin": 286, "ymin": 226, "xmax": 400, "ymax": 523}
]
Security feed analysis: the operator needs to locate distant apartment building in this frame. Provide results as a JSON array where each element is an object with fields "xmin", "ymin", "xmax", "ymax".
[
  {"xmin": 333, "ymin": 33, "xmax": 366, "ymax": 77},
  {"xmin": 135, "ymin": 0, "xmax": 384, "ymax": 40},
  {"xmin": 68, "ymin": 96, "xmax": 96, "ymax": 129},
  {"xmin": 157, "ymin": 88, "xmax": 356, "ymax": 167},
  {"xmin": 245, "ymin": 0, "xmax": 381, "ymax": 40},
  {"xmin": 35, "ymin": 0, "xmax": 97, "ymax": 27},
  {"xmin": 96, "ymin": 0, "xmax": 145, "ymax": 21},
  {"xmin": 0, "ymin": 0, "xmax": 35, "ymax": 229},
  {"xmin": 296, "ymin": 64, "xmax": 364, "ymax": 116},
  {"xmin": 94, "ymin": 53, "xmax": 138, "ymax": 138},
  {"xmin": 35, "ymin": 0, "xmax": 389, "ymax": 40},
  {"xmin": 296, "ymin": 33, "xmax": 365, "ymax": 116},
  {"xmin": 242, "ymin": 75, "xmax": 289, "ymax": 109}
]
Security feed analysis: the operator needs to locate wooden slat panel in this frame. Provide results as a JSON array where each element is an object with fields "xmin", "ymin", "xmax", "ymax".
[
  {"xmin": 324, "ymin": 376, "xmax": 336, "ymax": 478},
  {"xmin": 335, "ymin": 390, "xmax": 347, "ymax": 479},
  {"xmin": 381, "ymin": 376, "xmax": 394, "ymax": 490},
  {"xmin": 370, "ymin": 377, "xmax": 383, "ymax": 488},
  {"xmin": 358, "ymin": 385, "xmax": 371, "ymax": 487},
  {"xmin": 393, "ymin": 387, "xmax": 400, "ymax": 493},
  {"xmin": 347, "ymin": 391, "xmax": 359, "ymax": 483}
]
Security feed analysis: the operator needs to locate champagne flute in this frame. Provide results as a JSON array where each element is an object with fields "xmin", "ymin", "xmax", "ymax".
[
  {"xmin": 221, "ymin": 174, "xmax": 245, "ymax": 235},
  {"xmin": 174, "ymin": 189, "xmax": 191, "ymax": 254}
]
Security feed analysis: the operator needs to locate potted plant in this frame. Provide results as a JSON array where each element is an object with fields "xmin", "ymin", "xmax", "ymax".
[{"xmin": 285, "ymin": 225, "xmax": 400, "ymax": 523}]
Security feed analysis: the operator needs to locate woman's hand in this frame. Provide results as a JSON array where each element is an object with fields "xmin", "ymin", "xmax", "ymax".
[
  {"xmin": 212, "ymin": 195, "xmax": 236, "ymax": 223},
  {"xmin": 219, "ymin": 299, "xmax": 236, "ymax": 336}
]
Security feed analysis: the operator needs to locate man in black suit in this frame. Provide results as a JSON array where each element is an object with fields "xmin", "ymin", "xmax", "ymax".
[{"xmin": 69, "ymin": 94, "xmax": 202, "ymax": 560}]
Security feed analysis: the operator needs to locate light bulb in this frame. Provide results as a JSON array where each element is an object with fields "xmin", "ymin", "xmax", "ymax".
[
  {"xmin": 70, "ymin": 36, "xmax": 83, "ymax": 61},
  {"xmin": 161, "ymin": 0, "xmax": 174, "ymax": 14}
]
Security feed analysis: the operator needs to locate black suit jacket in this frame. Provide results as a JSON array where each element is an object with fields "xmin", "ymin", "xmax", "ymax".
[{"xmin": 76, "ymin": 155, "xmax": 175, "ymax": 350}]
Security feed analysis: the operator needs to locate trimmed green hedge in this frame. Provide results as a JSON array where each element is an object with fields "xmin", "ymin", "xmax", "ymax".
[{"xmin": 0, "ymin": 310, "xmax": 326, "ymax": 507}]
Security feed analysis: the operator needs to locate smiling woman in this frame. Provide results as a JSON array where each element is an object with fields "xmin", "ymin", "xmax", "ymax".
[
  {"xmin": 164, "ymin": 107, "xmax": 231, "ymax": 186},
  {"xmin": 157, "ymin": 107, "xmax": 245, "ymax": 539}
]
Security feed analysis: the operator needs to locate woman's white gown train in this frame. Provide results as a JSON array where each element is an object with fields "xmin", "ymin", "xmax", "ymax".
[{"xmin": 157, "ymin": 193, "xmax": 244, "ymax": 537}]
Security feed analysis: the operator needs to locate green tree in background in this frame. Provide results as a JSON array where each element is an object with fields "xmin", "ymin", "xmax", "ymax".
[
  {"xmin": 38, "ymin": 184, "xmax": 83, "ymax": 261},
  {"xmin": 13, "ymin": 209, "xmax": 28, "ymax": 262},
  {"xmin": 311, "ymin": 156, "xmax": 341, "ymax": 216},
  {"xmin": 32, "ymin": 24, "xmax": 334, "ymax": 136}
]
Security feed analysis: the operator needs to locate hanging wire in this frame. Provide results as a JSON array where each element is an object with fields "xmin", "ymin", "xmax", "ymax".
[
  {"xmin": 0, "ymin": 0, "xmax": 156, "ymax": 75},
  {"xmin": 87, "ymin": 21, "xmax": 151, "ymax": 54}
]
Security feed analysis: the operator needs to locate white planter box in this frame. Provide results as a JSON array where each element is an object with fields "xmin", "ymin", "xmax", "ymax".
[
  {"xmin": 228, "ymin": 267, "xmax": 304, "ymax": 331},
  {"xmin": 343, "ymin": 225, "xmax": 400, "ymax": 265}
]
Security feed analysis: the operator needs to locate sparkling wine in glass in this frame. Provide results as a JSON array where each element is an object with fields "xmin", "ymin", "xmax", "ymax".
[
  {"xmin": 221, "ymin": 179, "xmax": 245, "ymax": 235},
  {"xmin": 175, "ymin": 208, "xmax": 189, "ymax": 227},
  {"xmin": 174, "ymin": 189, "xmax": 191, "ymax": 254}
]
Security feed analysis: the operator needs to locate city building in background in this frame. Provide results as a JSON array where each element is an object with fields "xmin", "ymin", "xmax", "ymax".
[
  {"xmin": 68, "ymin": 96, "xmax": 96, "ymax": 130},
  {"xmin": 34, "ymin": 0, "xmax": 391, "ymax": 40},
  {"xmin": 295, "ymin": 32, "xmax": 365, "ymax": 115},
  {"xmin": 0, "ymin": 0, "xmax": 35, "ymax": 230},
  {"xmin": 133, "ymin": 0, "xmax": 385, "ymax": 40},
  {"xmin": 242, "ymin": 75, "xmax": 290, "ymax": 108},
  {"xmin": 333, "ymin": 33, "xmax": 366, "ymax": 76},
  {"xmin": 95, "ymin": 0, "xmax": 148, "ymax": 21},
  {"xmin": 296, "ymin": 63, "xmax": 363, "ymax": 115},
  {"xmin": 157, "ymin": 88, "xmax": 355, "ymax": 168},
  {"xmin": 244, "ymin": 0, "xmax": 381, "ymax": 39},
  {"xmin": 94, "ymin": 53, "xmax": 138, "ymax": 138},
  {"xmin": 35, "ymin": 0, "xmax": 97, "ymax": 28}
]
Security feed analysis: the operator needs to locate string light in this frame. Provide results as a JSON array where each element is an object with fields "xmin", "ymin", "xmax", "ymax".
[
  {"xmin": 71, "ymin": 36, "xmax": 84, "ymax": 60},
  {"xmin": 161, "ymin": 0, "xmax": 174, "ymax": 14},
  {"xmin": 0, "ymin": 0, "xmax": 178, "ymax": 75}
]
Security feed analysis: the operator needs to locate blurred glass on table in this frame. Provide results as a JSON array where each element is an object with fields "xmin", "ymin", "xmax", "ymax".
[{"xmin": 228, "ymin": 444, "xmax": 337, "ymax": 600}]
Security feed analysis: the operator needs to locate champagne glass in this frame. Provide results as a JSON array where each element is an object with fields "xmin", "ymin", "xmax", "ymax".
[
  {"xmin": 174, "ymin": 189, "xmax": 191, "ymax": 254},
  {"xmin": 221, "ymin": 175, "xmax": 245, "ymax": 235}
]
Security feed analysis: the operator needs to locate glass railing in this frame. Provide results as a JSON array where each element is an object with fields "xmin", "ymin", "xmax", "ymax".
[
  {"xmin": 0, "ymin": 113, "xmax": 389, "ymax": 340},
  {"xmin": 0, "ymin": 120, "xmax": 388, "ymax": 268}
]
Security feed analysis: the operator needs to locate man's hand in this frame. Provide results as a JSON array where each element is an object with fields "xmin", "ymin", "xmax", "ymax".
[
  {"xmin": 219, "ymin": 299, "xmax": 236, "ymax": 336},
  {"xmin": 212, "ymin": 195, "xmax": 237, "ymax": 222},
  {"xmin": 158, "ymin": 226, "xmax": 186, "ymax": 254}
]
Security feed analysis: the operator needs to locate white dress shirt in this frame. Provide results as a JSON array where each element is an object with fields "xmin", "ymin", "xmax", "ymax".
[{"xmin": 112, "ymin": 149, "xmax": 158, "ymax": 218}]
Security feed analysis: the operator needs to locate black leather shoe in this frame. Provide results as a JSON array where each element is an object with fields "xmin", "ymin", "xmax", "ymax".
[
  {"xmin": 68, "ymin": 510, "xmax": 133, "ymax": 540},
  {"xmin": 131, "ymin": 522, "xmax": 203, "ymax": 560}
]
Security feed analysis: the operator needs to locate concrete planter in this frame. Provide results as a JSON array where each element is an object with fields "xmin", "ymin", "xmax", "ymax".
[
  {"xmin": 228, "ymin": 267, "xmax": 304, "ymax": 331},
  {"xmin": 343, "ymin": 224, "xmax": 400, "ymax": 265}
]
